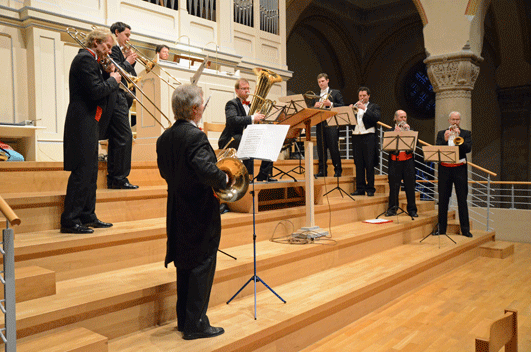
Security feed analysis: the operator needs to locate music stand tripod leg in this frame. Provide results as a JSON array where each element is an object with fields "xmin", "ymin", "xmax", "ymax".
[
  {"xmin": 226, "ymin": 162, "xmax": 286, "ymax": 319},
  {"xmin": 323, "ymin": 175, "xmax": 355, "ymax": 201}
]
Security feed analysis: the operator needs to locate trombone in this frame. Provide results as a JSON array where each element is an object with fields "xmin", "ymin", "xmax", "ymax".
[
  {"xmin": 66, "ymin": 27, "xmax": 172, "ymax": 129},
  {"xmin": 123, "ymin": 42, "xmax": 182, "ymax": 89}
]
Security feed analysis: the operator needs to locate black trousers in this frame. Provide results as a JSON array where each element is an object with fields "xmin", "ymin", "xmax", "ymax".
[
  {"xmin": 352, "ymin": 133, "xmax": 377, "ymax": 193},
  {"xmin": 61, "ymin": 149, "xmax": 99, "ymax": 228},
  {"xmin": 107, "ymin": 92, "xmax": 133, "ymax": 185},
  {"xmin": 316, "ymin": 122, "xmax": 342, "ymax": 175},
  {"xmin": 176, "ymin": 251, "xmax": 217, "ymax": 333},
  {"xmin": 438, "ymin": 164, "xmax": 470, "ymax": 234},
  {"xmin": 388, "ymin": 158, "xmax": 417, "ymax": 213}
]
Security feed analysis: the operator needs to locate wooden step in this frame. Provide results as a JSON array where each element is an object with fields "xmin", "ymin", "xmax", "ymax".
[
  {"xmin": 0, "ymin": 266, "xmax": 56, "ymax": 303},
  {"xmin": 479, "ymin": 240, "xmax": 514, "ymax": 259},
  {"xmin": 12, "ymin": 194, "xmax": 414, "ymax": 281},
  {"xmin": 106, "ymin": 230, "xmax": 495, "ymax": 352},
  {"xmin": 18, "ymin": 327, "xmax": 107, "ymax": 352},
  {"xmin": 447, "ymin": 219, "xmax": 473, "ymax": 234},
  {"xmin": 13, "ymin": 212, "xmax": 445, "ymax": 341}
]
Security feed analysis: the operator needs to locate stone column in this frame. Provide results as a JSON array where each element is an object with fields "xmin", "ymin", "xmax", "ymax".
[
  {"xmin": 424, "ymin": 51, "xmax": 482, "ymax": 135},
  {"xmin": 497, "ymin": 85, "xmax": 531, "ymax": 182}
]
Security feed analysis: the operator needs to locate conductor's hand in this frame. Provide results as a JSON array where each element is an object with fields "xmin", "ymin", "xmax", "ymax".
[
  {"xmin": 252, "ymin": 113, "xmax": 265, "ymax": 123},
  {"xmin": 110, "ymin": 71, "xmax": 121, "ymax": 84}
]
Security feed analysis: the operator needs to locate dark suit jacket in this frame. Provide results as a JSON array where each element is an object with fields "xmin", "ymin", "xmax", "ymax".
[
  {"xmin": 218, "ymin": 98, "xmax": 252, "ymax": 149},
  {"xmin": 356, "ymin": 102, "xmax": 381, "ymax": 130},
  {"xmin": 157, "ymin": 119, "xmax": 228, "ymax": 269},
  {"xmin": 63, "ymin": 49, "xmax": 119, "ymax": 171},
  {"xmin": 110, "ymin": 45, "xmax": 137, "ymax": 108},
  {"xmin": 436, "ymin": 128, "xmax": 472, "ymax": 161}
]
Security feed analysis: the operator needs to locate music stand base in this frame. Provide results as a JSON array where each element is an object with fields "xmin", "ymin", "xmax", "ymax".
[{"xmin": 323, "ymin": 176, "xmax": 355, "ymax": 201}]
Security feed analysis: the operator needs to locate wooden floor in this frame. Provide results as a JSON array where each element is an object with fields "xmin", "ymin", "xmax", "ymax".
[
  {"xmin": 5, "ymin": 160, "xmax": 526, "ymax": 352},
  {"xmin": 302, "ymin": 242, "xmax": 531, "ymax": 352}
]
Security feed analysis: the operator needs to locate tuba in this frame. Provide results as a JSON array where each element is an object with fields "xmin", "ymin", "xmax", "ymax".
[
  {"xmin": 249, "ymin": 68, "xmax": 282, "ymax": 117},
  {"xmin": 214, "ymin": 139, "xmax": 249, "ymax": 202},
  {"xmin": 449, "ymin": 124, "xmax": 464, "ymax": 145}
]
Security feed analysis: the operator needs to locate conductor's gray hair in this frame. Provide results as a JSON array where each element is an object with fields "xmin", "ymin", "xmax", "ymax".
[{"xmin": 172, "ymin": 85, "xmax": 203, "ymax": 120}]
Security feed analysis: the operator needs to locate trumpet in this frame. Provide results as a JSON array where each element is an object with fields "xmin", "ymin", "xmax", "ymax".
[
  {"xmin": 449, "ymin": 124, "xmax": 464, "ymax": 145},
  {"xmin": 352, "ymin": 103, "xmax": 359, "ymax": 115},
  {"xmin": 67, "ymin": 27, "xmax": 172, "ymax": 129},
  {"xmin": 397, "ymin": 120, "xmax": 410, "ymax": 131},
  {"xmin": 122, "ymin": 42, "xmax": 182, "ymax": 89}
]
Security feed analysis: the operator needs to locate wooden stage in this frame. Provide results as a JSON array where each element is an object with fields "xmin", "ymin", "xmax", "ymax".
[{"xmin": 2, "ymin": 160, "xmax": 528, "ymax": 351}]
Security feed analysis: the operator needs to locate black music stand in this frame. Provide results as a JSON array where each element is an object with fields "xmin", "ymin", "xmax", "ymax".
[
  {"xmin": 226, "ymin": 124, "xmax": 288, "ymax": 319},
  {"xmin": 321, "ymin": 106, "xmax": 359, "ymax": 201},
  {"xmin": 419, "ymin": 145, "xmax": 459, "ymax": 245}
]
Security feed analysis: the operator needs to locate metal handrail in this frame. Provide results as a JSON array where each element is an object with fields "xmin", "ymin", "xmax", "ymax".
[{"xmin": 0, "ymin": 195, "xmax": 19, "ymax": 352}]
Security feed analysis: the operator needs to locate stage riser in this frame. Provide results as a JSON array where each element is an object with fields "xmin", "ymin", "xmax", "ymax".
[
  {"xmin": 13, "ymin": 197, "xmax": 435, "ymax": 282},
  {"xmin": 14, "ymin": 218, "xmax": 438, "ymax": 341}
]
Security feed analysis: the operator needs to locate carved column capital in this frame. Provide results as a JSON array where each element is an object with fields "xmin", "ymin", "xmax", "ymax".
[{"xmin": 424, "ymin": 51, "xmax": 483, "ymax": 93}]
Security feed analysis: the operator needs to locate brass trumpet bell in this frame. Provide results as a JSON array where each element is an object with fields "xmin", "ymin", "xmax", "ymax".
[{"xmin": 454, "ymin": 136, "xmax": 464, "ymax": 146}]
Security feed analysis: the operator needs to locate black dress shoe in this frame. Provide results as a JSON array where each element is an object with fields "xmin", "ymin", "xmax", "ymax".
[
  {"xmin": 60, "ymin": 224, "xmax": 94, "ymax": 234},
  {"xmin": 462, "ymin": 232, "xmax": 473, "ymax": 238},
  {"xmin": 83, "ymin": 219, "xmax": 113, "ymax": 228},
  {"xmin": 315, "ymin": 172, "xmax": 327, "ymax": 177},
  {"xmin": 183, "ymin": 326, "xmax": 225, "ymax": 340},
  {"xmin": 257, "ymin": 176, "xmax": 277, "ymax": 182},
  {"xmin": 109, "ymin": 181, "xmax": 139, "ymax": 189},
  {"xmin": 219, "ymin": 203, "xmax": 230, "ymax": 214},
  {"xmin": 408, "ymin": 211, "xmax": 419, "ymax": 218},
  {"xmin": 385, "ymin": 209, "xmax": 397, "ymax": 217},
  {"xmin": 334, "ymin": 172, "xmax": 342, "ymax": 177},
  {"xmin": 350, "ymin": 190, "xmax": 365, "ymax": 196},
  {"xmin": 366, "ymin": 191, "xmax": 375, "ymax": 197}
]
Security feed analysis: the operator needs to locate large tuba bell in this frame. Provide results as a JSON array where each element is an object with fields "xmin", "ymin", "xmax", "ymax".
[
  {"xmin": 249, "ymin": 68, "xmax": 282, "ymax": 117},
  {"xmin": 214, "ymin": 140, "xmax": 249, "ymax": 202}
]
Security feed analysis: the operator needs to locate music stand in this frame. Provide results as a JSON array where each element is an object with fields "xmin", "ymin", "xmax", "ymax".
[
  {"xmin": 420, "ymin": 145, "xmax": 459, "ymax": 245},
  {"xmin": 227, "ymin": 124, "xmax": 289, "ymax": 319},
  {"xmin": 318, "ymin": 106, "xmax": 359, "ymax": 200},
  {"xmin": 376, "ymin": 131, "xmax": 419, "ymax": 220},
  {"xmin": 284, "ymin": 108, "xmax": 337, "ymax": 238},
  {"xmin": 272, "ymin": 96, "xmax": 308, "ymax": 178}
]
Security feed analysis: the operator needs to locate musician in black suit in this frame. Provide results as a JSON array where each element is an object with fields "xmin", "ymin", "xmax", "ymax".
[
  {"xmin": 61, "ymin": 28, "xmax": 121, "ymax": 234},
  {"xmin": 350, "ymin": 87, "xmax": 381, "ymax": 196},
  {"xmin": 101, "ymin": 21, "xmax": 138, "ymax": 190},
  {"xmin": 436, "ymin": 111, "xmax": 473, "ymax": 238},
  {"xmin": 218, "ymin": 78, "xmax": 276, "ymax": 182},
  {"xmin": 157, "ymin": 85, "xmax": 229, "ymax": 340},
  {"xmin": 313, "ymin": 73, "xmax": 344, "ymax": 177},
  {"xmin": 385, "ymin": 110, "xmax": 418, "ymax": 217}
]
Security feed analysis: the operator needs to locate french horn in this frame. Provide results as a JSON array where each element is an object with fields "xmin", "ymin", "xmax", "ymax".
[{"xmin": 214, "ymin": 139, "xmax": 249, "ymax": 202}]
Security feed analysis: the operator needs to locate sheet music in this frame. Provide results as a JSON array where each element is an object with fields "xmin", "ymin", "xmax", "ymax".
[{"xmin": 237, "ymin": 124, "xmax": 289, "ymax": 162}]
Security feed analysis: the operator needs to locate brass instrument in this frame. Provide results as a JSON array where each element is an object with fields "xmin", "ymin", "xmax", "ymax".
[
  {"xmin": 214, "ymin": 138, "xmax": 249, "ymax": 202},
  {"xmin": 67, "ymin": 27, "xmax": 172, "ymax": 129},
  {"xmin": 122, "ymin": 42, "xmax": 183, "ymax": 89},
  {"xmin": 352, "ymin": 103, "xmax": 359, "ymax": 115},
  {"xmin": 303, "ymin": 91, "xmax": 332, "ymax": 109},
  {"xmin": 397, "ymin": 121, "xmax": 410, "ymax": 131},
  {"xmin": 449, "ymin": 124, "xmax": 464, "ymax": 145},
  {"xmin": 249, "ymin": 68, "xmax": 282, "ymax": 116}
]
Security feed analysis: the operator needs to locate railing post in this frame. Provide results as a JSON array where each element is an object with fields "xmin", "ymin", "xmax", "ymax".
[
  {"xmin": 2, "ymin": 221, "xmax": 17, "ymax": 352},
  {"xmin": 511, "ymin": 184, "xmax": 515, "ymax": 209},
  {"xmin": 486, "ymin": 175, "xmax": 491, "ymax": 231},
  {"xmin": 379, "ymin": 126, "xmax": 384, "ymax": 175}
]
